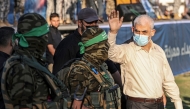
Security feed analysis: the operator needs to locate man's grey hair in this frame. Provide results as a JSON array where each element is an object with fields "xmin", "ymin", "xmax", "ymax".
[{"xmin": 133, "ymin": 15, "xmax": 154, "ymax": 29}]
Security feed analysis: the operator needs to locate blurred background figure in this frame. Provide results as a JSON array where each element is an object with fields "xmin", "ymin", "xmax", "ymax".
[
  {"xmin": 0, "ymin": 0, "xmax": 12, "ymax": 27},
  {"xmin": 149, "ymin": 0, "xmax": 170, "ymax": 20},
  {"xmin": 106, "ymin": 0, "xmax": 116, "ymax": 21},
  {"xmin": 35, "ymin": 0, "xmax": 46, "ymax": 11},
  {"xmin": 181, "ymin": 0, "xmax": 190, "ymax": 19},
  {"xmin": 13, "ymin": 0, "xmax": 25, "ymax": 26},
  {"xmin": 46, "ymin": 13, "xmax": 62, "ymax": 73},
  {"xmin": 86, "ymin": 0, "xmax": 104, "ymax": 21},
  {"xmin": 62, "ymin": 0, "xmax": 77, "ymax": 24},
  {"xmin": 81, "ymin": 0, "xmax": 86, "ymax": 8},
  {"xmin": 173, "ymin": 0, "xmax": 181, "ymax": 19},
  {"xmin": 46, "ymin": 0, "xmax": 63, "ymax": 24},
  {"xmin": 140, "ymin": 0, "xmax": 157, "ymax": 19},
  {"xmin": 24, "ymin": 0, "xmax": 47, "ymax": 20}
]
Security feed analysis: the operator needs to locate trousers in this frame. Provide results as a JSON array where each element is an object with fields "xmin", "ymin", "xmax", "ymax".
[{"xmin": 126, "ymin": 99, "xmax": 164, "ymax": 109}]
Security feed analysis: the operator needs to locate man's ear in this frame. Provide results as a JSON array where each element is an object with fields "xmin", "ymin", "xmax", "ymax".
[
  {"xmin": 131, "ymin": 27, "xmax": 134, "ymax": 33},
  {"xmin": 9, "ymin": 38, "xmax": 14, "ymax": 47},
  {"xmin": 151, "ymin": 29, "xmax": 156, "ymax": 36},
  {"xmin": 78, "ymin": 20, "xmax": 82, "ymax": 28}
]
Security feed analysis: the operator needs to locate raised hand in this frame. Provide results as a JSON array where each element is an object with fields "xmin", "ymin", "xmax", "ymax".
[{"xmin": 108, "ymin": 10, "xmax": 124, "ymax": 34}]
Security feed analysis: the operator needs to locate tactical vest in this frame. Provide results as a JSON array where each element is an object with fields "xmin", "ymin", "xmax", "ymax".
[
  {"xmin": 1, "ymin": 54, "xmax": 69, "ymax": 109},
  {"xmin": 57, "ymin": 58, "xmax": 121, "ymax": 109}
]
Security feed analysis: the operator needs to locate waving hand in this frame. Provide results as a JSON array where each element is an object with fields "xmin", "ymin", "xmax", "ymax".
[{"xmin": 108, "ymin": 10, "xmax": 124, "ymax": 34}]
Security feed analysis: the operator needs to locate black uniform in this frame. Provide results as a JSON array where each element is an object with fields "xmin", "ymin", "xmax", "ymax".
[
  {"xmin": 53, "ymin": 29, "xmax": 118, "ymax": 74},
  {"xmin": 46, "ymin": 26, "xmax": 62, "ymax": 64},
  {"xmin": 0, "ymin": 51, "xmax": 10, "ymax": 109}
]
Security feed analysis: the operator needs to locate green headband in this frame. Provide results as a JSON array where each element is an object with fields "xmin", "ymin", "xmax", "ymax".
[
  {"xmin": 78, "ymin": 31, "xmax": 108, "ymax": 54},
  {"xmin": 13, "ymin": 23, "xmax": 49, "ymax": 47}
]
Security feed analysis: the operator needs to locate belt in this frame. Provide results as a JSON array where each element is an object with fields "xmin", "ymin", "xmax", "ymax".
[{"xmin": 126, "ymin": 96, "xmax": 163, "ymax": 103}]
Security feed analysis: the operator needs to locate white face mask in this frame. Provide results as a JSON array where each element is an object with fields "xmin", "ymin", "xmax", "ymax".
[{"xmin": 133, "ymin": 34, "xmax": 149, "ymax": 46}]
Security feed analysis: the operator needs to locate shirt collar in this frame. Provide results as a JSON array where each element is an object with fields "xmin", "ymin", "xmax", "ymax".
[
  {"xmin": 134, "ymin": 40, "xmax": 156, "ymax": 51},
  {"xmin": 50, "ymin": 25, "xmax": 58, "ymax": 29}
]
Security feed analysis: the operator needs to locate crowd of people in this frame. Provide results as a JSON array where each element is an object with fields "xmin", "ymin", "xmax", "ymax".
[
  {"xmin": 0, "ymin": 5, "xmax": 184, "ymax": 109},
  {"xmin": 1, "ymin": 0, "xmax": 190, "ymax": 27},
  {"xmin": 0, "ymin": 0, "xmax": 115, "ymax": 26}
]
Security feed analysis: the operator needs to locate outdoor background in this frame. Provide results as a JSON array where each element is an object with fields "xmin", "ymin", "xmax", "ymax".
[
  {"xmin": 6, "ymin": 0, "xmax": 190, "ymax": 108},
  {"xmin": 166, "ymin": 73, "xmax": 190, "ymax": 109}
]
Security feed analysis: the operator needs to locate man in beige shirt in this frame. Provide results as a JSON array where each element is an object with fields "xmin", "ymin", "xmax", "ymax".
[{"xmin": 107, "ymin": 11, "xmax": 183, "ymax": 109}]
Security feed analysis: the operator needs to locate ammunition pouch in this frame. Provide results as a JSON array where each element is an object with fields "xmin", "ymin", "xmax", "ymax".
[
  {"xmin": 60, "ymin": 88, "xmax": 121, "ymax": 109},
  {"xmin": 90, "ymin": 92, "xmax": 104, "ymax": 108},
  {"xmin": 43, "ymin": 101, "xmax": 60, "ymax": 109},
  {"xmin": 103, "ymin": 86, "xmax": 121, "ymax": 109},
  {"xmin": 57, "ymin": 59, "xmax": 121, "ymax": 109},
  {"xmin": 62, "ymin": 98, "xmax": 72, "ymax": 109},
  {"xmin": 82, "ymin": 86, "xmax": 121, "ymax": 109}
]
